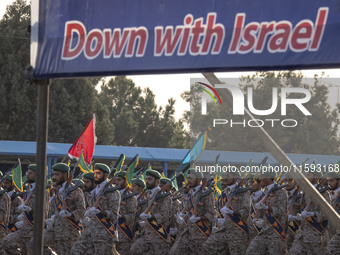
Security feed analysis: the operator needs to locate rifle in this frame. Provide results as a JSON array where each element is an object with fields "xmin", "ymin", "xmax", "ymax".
[
  {"xmin": 68, "ymin": 172, "xmax": 85, "ymax": 193},
  {"xmin": 225, "ymin": 176, "xmax": 249, "ymax": 208},
  {"xmin": 61, "ymin": 163, "xmax": 78, "ymax": 211},
  {"xmin": 121, "ymin": 191, "xmax": 138, "ymax": 201},
  {"xmin": 0, "ymin": 188, "xmax": 7, "ymax": 195},
  {"xmin": 193, "ymin": 178, "xmax": 209, "ymax": 217},
  {"xmin": 304, "ymin": 177, "xmax": 326, "ymax": 212},
  {"xmin": 92, "ymin": 178, "xmax": 121, "ymax": 209}
]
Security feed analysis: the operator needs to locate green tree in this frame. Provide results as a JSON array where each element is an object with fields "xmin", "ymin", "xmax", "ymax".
[
  {"xmin": 186, "ymin": 71, "xmax": 340, "ymax": 155},
  {"xmin": 99, "ymin": 76, "xmax": 188, "ymax": 148},
  {"xmin": 0, "ymin": 0, "xmax": 114, "ymax": 144}
]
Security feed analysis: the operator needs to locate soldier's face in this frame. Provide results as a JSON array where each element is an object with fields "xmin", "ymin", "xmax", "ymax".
[
  {"xmin": 53, "ymin": 171, "xmax": 68, "ymax": 185},
  {"xmin": 115, "ymin": 177, "xmax": 126, "ymax": 189},
  {"xmin": 132, "ymin": 183, "xmax": 139, "ymax": 193},
  {"xmin": 249, "ymin": 180, "xmax": 260, "ymax": 192},
  {"xmin": 259, "ymin": 177, "xmax": 272, "ymax": 188},
  {"xmin": 187, "ymin": 174, "xmax": 200, "ymax": 188},
  {"xmin": 285, "ymin": 178, "xmax": 296, "ymax": 191},
  {"xmin": 84, "ymin": 178, "xmax": 95, "ymax": 192},
  {"xmin": 26, "ymin": 170, "xmax": 36, "ymax": 183},
  {"xmin": 2, "ymin": 180, "xmax": 12, "ymax": 191},
  {"xmin": 328, "ymin": 178, "xmax": 339, "ymax": 190},
  {"xmin": 94, "ymin": 170, "xmax": 107, "ymax": 184},
  {"xmin": 146, "ymin": 176, "xmax": 158, "ymax": 189},
  {"xmin": 221, "ymin": 177, "xmax": 236, "ymax": 189}
]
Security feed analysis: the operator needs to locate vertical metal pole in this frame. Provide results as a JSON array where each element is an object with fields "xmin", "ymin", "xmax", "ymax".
[
  {"xmin": 33, "ymin": 79, "xmax": 50, "ymax": 254},
  {"xmin": 162, "ymin": 162, "xmax": 168, "ymax": 177}
]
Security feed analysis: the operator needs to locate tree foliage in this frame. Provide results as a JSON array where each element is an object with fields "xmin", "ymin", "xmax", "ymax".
[
  {"xmin": 186, "ymin": 71, "xmax": 340, "ymax": 155},
  {"xmin": 0, "ymin": 0, "xmax": 188, "ymax": 148}
]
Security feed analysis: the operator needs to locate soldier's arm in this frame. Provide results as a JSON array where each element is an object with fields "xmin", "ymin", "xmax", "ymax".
[
  {"xmin": 70, "ymin": 189, "xmax": 86, "ymax": 221},
  {"xmin": 153, "ymin": 196, "xmax": 171, "ymax": 225},
  {"xmin": 200, "ymin": 193, "xmax": 215, "ymax": 222},
  {"xmin": 235, "ymin": 192, "xmax": 250, "ymax": 220},
  {"xmin": 13, "ymin": 196, "xmax": 23, "ymax": 222},
  {"xmin": 270, "ymin": 190, "xmax": 287, "ymax": 217},
  {"xmin": 123, "ymin": 196, "xmax": 137, "ymax": 226},
  {"xmin": 44, "ymin": 190, "xmax": 50, "ymax": 219},
  {"xmin": 0, "ymin": 194, "xmax": 10, "ymax": 223},
  {"xmin": 105, "ymin": 190, "xmax": 121, "ymax": 223}
]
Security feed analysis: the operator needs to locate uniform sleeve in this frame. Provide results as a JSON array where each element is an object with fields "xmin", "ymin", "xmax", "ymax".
[
  {"xmin": 70, "ymin": 188, "xmax": 86, "ymax": 221},
  {"xmin": 270, "ymin": 189, "xmax": 287, "ymax": 218},
  {"xmin": 237, "ymin": 191, "xmax": 250, "ymax": 220},
  {"xmin": 201, "ymin": 193, "xmax": 215, "ymax": 222},
  {"xmin": 12, "ymin": 196, "xmax": 23, "ymax": 223},
  {"xmin": 0, "ymin": 193, "xmax": 10, "ymax": 223},
  {"xmin": 153, "ymin": 196, "xmax": 171, "ymax": 226},
  {"xmin": 124, "ymin": 195, "xmax": 138, "ymax": 227},
  {"xmin": 105, "ymin": 190, "xmax": 121, "ymax": 223}
]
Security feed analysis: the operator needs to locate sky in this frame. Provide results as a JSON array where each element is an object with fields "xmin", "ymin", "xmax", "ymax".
[{"xmin": 1, "ymin": 0, "xmax": 340, "ymax": 120}]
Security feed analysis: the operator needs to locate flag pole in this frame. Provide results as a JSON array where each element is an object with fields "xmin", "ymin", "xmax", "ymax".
[{"xmin": 32, "ymin": 78, "xmax": 50, "ymax": 255}]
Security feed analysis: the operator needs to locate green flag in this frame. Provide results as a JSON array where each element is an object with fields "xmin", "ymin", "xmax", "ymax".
[
  {"xmin": 126, "ymin": 154, "xmax": 139, "ymax": 188},
  {"xmin": 114, "ymin": 154, "xmax": 125, "ymax": 173},
  {"xmin": 12, "ymin": 159, "xmax": 23, "ymax": 192},
  {"xmin": 79, "ymin": 150, "xmax": 92, "ymax": 173}
]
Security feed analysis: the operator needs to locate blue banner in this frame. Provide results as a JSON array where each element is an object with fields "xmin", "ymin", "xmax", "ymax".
[{"xmin": 31, "ymin": 0, "xmax": 340, "ymax": 78}]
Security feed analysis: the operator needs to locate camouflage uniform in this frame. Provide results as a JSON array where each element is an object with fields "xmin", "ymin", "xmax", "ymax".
[
  {"xmin": 246, "ymin": 183, "xmax": 288, "ymax": 255},
  {"xmin": 289, "ymin": 190, "xmax": 330, "ymax": 255},
  {"xmin": 130, "ymin": 187, "xmax": 172, "ymax": 255},
  {"xmin": 169, "ymin": 198, "xmax": 180, "ymax": 245},
  {"xmin": 326, "ymin": 232, "xmax": 340, "ymax": 255},
  {"xmin": 247, "ymin": 190, "xmax": 264, "ymax": 242},
  {"xmin": 44, "ymin": 182, "xmax": 86, "ymax": 255},
  {"xmin": 116, "ymin": 189, "xmax": 137, "ymax": 255},
  {"xmin": 286, "ymin": 188, "xmax": 302, "ymax": 251},
  {"xmin": 3, "ymin": 183, "xmax": 49, "ymax": 255},
  {"xmin": 326, "ymin": 189, "xmax": 340, "ymax": 255},
  {"xmin": 170, "ymin": 185, "xmax": 215, "ymax": 255},
  {"xmin": 133, "ymin": 194, "xmax": 147, "ymax": 240},
  {"xmin": 83, "ymin": 190, "xmax": 93, "ymax": 209},
  {"xmin": 203, "ymin": 185, "xmax": 250, "ymax": 255},
  {"xmin": 71, "ymin": 180, "xmax": 121, "ymax": 255},
  {"xmin": 0, "ymin": 190, "xmax": 10, "ymax": 255},
  {"xmin": 327, "ymin": 187, "xmax": 340, "ymax": 238},
  {"xmin": 7, "ymin": 191, "xmax": 23, "ymax": 233}
]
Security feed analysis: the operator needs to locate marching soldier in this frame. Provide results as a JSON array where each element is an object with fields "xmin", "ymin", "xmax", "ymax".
[
  {"xmin": 290, "ymin": 171, "xmax": 330, "ymax": 255},
  {"xmin": 170, "ymin": 169, "xmax": 215, "ymax": 255},
  {"xmin": 71, "ymin": 163, "xmax": 121, "ymax": 255},
  {"xmin": 44, "ymin": 163, "xmax": 86, "ymax": 255},
  {"xmin": 131, "ymin": 177, "xmax": 147, "ymax": 240},
  {"xmin": 1, "ymin": 174, "xmax": 23, "ymax": 233},
  {"xmin": 0, "ymin": 176, "xmax": 10, "ymax": 255},
  {"xmin": 203, "ymin": 170, "xmax": 250, "ymax": 255},
  {"xmin": 247, "ymin": 173, "xmax": 264, "ymax": 242},
  {"xmin": 160, "ymin": 177, "xmax": 178, "ymax": 244},
  {"xmin": 246, "ymin": 171, "xmax": 288, "ymax": 255},
  {"xmin": 83, "ymin": 172, "xmax": 96, "ymax": 209},
  {"xmin": 286, "ymin": 177, "xmax": 302, "ymax": 251},
  {"xmin": 130, "ymin": 169, "xmax": 171, "ymax": 254},
  {"xmin": 325, "ymin": 171, "xmax": 340, "ymax": 255},
  {"xmin": 114, "ymin": 171, "xmax": 138, "ymax": 255},
  {"xmin": 3, "ymin": 164, "xmax": 49, "ymax": 255}
]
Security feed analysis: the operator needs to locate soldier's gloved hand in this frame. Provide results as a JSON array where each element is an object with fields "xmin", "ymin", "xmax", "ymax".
[
  {"xmin": 45, "ymin": 219, "xmax": 54, "ymax": 231},
  {"xmin": 59, "ymin": 210, "xmax": 72, "ymax": 218},
  {"xmin": 178, "ymin": 212, "xmax": 185, "ymax": 218},
  {"xmin": 138, "ymin": 220, "xmax": 146, "ymax": 228},
  {"xmin": 15, "ymin": 221, "xmax": 24, "ymax": 229},
  {"xmin": 169, "ymin": 227, "xmax": 178, "ymax": 236},
  {"xmin": 288, "ymin": 214, "xmax": 296, "ymax": 222},
  {"xmin": 189, "ymin": 215, "xmax": 201, "ymax": 223},
  {"xmin": 81, "ymin": 217, "xmax": 91, "ymax": 228},
  {"xmin": 301, "ymin": 210, "xmax": 314, "ymax": 219},
  {"xmin": 139, "ymin": 212, "xmax": 152, "ymax": 221},
  {"xmin": 217, "ymin": 218, "xmax": 225, "ymax": 227},
  {"xmin": 176, "ymin": 215, "xmax": 185, "ymax": 225},
  {"xmin": 118, "ymin": 213, "xmax": 122, "ymax": 218},
  {"xmin": 18, "ymin": 204, "xmax": 31, "ymax": 213},
  {"xmin": 295, "ymin": 213, "xmax": 303, "ymax": 221},
  {"xmin": 254, "ymin": 219, "xmax": 263, "ymax": 228},
  {"xmin": 251, "ymin": 218, "xmax": 260, "ymax": 224},
  {"xmin": 220, "ymin": 206, "xmax": 234, "ymax": 215},
  {"xmin": 85, "ymin": 207, "xmax": 100, "ymax": 217},
  {"xmin": 255, "ymin": 201, "xmax": 268, "ymax": 210},
  {"xmin": 17, "ymin": 213, "xmax": 25, "ymax": 222}
]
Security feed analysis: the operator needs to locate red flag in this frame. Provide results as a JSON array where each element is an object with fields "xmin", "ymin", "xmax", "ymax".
[{"xmin": 68, "ymin": 114, "xmax": 97, "ymax": 164}]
